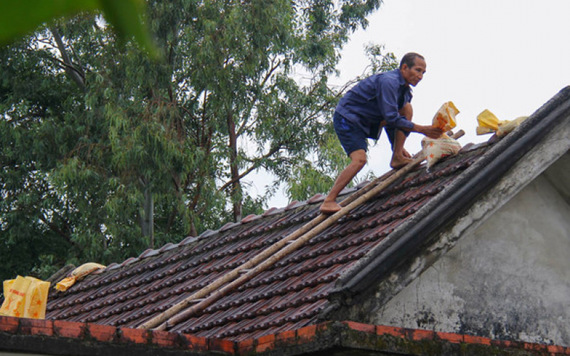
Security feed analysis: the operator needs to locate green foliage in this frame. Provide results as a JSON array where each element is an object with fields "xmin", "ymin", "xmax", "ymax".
[
  {"xmin": 364, "ymin": 43, "xmax": 398, "ymax": 75},
  {"xmin": 0, "ymin": 0, "xmax": 157, "ymax": 57},
  {"xmin": 0, "ymin": 0, "xmax": 395, "ymax": 280}
]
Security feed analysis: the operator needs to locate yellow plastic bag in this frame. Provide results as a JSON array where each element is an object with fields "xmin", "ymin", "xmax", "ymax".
[
  {"xmin": 56, "ymin": 262, "xmax": 105, "ymax": 291},
  {"xmin": 0, "ymin": 277, "xmax": 29, "ymax": 317},
  {"xmin": 432, "ymin": 101, "xmax": 459, "ymax": 133},
  {"xmin": 422, "ymin": 135, "xmax": 462, "ymax": 170},
  {"xmin": 0, "ymin": 276, "xmax": 50, "ymax": 319},
  {"xmin": 476, "ymin": 109, "xmax": 528, "ymax": 137},
  {"xmin": 24, "ymin": 277, "xmax": 51, "ymax": 319},
  {"xmin": 497, "ymin": 116, "xmax": 528, "ymax": 137}
]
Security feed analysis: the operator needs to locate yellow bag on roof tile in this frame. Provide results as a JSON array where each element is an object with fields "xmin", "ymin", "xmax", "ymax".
[
  {"xmin": 56, "ymin": 262, "xmax": 106, "ymax": 291},
  {"xmin": 432, "ymin": 101, "xmax": 459, "ymax": 132},
  {"xmin": 0, "ymin": 276, "xmax": 50, "ymax": 319},
  {"xmin": 477, "ymin": 109, "xmax": 528, "ymax": 137},
  {"xmin": 497, "ymin": 116, "xmax": 528, "ymax": 136}
]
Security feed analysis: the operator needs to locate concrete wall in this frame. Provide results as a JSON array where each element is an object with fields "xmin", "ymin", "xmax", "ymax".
[{"xmin": 370, "ymin": 170, "xmax": 570, "ymax": 346}]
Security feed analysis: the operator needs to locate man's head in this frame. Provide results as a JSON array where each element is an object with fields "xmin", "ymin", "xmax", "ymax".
[{"xmin": 400, "ymin": 52, "xmax": 426, "ymax": 87}]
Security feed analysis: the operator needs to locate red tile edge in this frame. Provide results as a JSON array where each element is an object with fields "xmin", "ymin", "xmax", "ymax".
[
  {"xmin": 343, "ymin": 320, "xmax": 376, "ymax": 333},
  {"xmin": 435, "ymin": 330, "xmax": 464, "ymax": 344},
  {"xmin": 275, "ymin": 329, "xmax": 296, "ymax": 344},
  {"xmin": 54, "ymin": 320, "xmax": 86, "ymax": 339},
  {"xmin": 316, "ymin": 321, "xmax": 332, "ymax": 333},
  {"xmin": 119, "ymin": 327, "xmax": 149, "ymax": 345},
  {"xmin": 490, "ymin": 339, "xmax": 524, "ymax": 349},
  {"xmin": 366, "ymin": 323, "xmax": 570, "ymax": 355},
  {"xmin": 464, "ymin": 334, "xmax": 491, "ymax": 345},
  {"xmin": 86, "ymin": 323, "xmax": 118, "ymax": 342},
  {"xmin": 180, "ymin": 333, "xmax": 209, "ymax": 352},
  {"xmin": 547, "ymin": 345, "xmax": 567, "ymax": 354},
  {"xmin": 376, "ymin": 324, "xmax": 406, "ymax": 338},
  {"xmin": 256, "ymin": 333, "xmax": 276, "ymax": 353},
  {"xmin": 210, "ymin": 337, "xmax": 236, "ymax": 354},
  {"xmin": 239, "ymin": 321, "xmax": 334, "ymax": 354},
  {"xmin": 296, "ymin": 324, "xmax": 317, "ymax": 343},
  {"xmin": 151, "ymin": 329, "xmax": 180, "ymax": 348},
  {"xmin": 19, "ymin": 318, "xmax": 54, "ymax": 337},
  {"xmin": 0, "ymin": 315, "xmax": 20, "ymax": 333},
  {"xmin": 1, "ymin": 317, "xmax": 569, "ymax": 356},
  {"xmin": 523, "ymin": 341, "xmax": 549, "ymax": 353},
  {"xmin": 408, "ymin": 328, "xmax": 435, "ymax": 341},
  {"xmin": 237, "ymin": 338, "xmax": 256, "ymax": 354}
]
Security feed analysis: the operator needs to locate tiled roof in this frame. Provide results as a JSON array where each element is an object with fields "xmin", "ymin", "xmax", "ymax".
[
  {"xmin": 45, "ymin": 138, "xmax": 491, "ymax": 341},
  {"xmin": 44, "ymin": 85, "xmax": 570, "ymax": 343}
]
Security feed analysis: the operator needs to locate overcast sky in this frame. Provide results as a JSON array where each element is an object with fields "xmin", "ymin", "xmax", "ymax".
[{"xmin": 262, "ymin": 0, "xmax": 570, "ymax": 208}]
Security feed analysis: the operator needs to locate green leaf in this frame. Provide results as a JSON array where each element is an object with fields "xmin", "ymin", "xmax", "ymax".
[
  {"xmin": 98, "ymin": 0, "xmax": 159, "ymax": 59},
  {"xmin": 0, "ymin": 0, "xmax": 99, "ymax": 45},
  {"xmin": 0, "ymin": 0, "xmax": 158, "ymax": 58}
]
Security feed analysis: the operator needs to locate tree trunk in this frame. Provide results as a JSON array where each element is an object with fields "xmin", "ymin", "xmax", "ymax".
[
  {"xmin": 141, "ymin": 186, "xmax": 154, "ymax": 248},
  {"xmin": 227, "ymin": 112, "xmax": 242, "ymax": 222}
]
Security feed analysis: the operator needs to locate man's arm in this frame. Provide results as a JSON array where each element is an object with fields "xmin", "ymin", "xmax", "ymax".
[
  {"xmin": 411, "ymin": 124, "xmax": 443, "ymax": 139},
  {"xmin": 378, "ymin": 77, "xmax": 442, "ymax": 139},
  {"xmin": 398, "ymin": 102, "xmax": 442, "ymax": 139},
  {"xmin": 377, "ymin": 78, "xmax": 415, "ymax": 131}
]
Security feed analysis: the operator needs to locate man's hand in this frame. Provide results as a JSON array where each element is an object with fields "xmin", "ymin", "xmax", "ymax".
[{"xmin": 414, "ymin": 124, "xmax": 443, "ymax": 139}]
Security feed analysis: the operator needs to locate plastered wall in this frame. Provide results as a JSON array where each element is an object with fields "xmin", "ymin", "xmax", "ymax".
[{"xmin": 371, "ymin": 172, "xmax": 570, "ymax": 346}]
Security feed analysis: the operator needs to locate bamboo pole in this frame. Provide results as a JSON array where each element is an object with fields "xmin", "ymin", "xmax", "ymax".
[
  {"xmin": 139, "ymin": 130, "xmax": 464, "ymax": 330},
  {"xmin": 159, "ymin": 155, "xmax": 424, "ymax": 329},
  {"xmin": 139, "ymin": 214, "xmax": 327, "ymax": 329}
]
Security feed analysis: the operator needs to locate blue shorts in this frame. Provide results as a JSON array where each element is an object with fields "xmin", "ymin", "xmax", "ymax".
[
  {"xmin": 333, "ymin": 113, "xmax": 410, "ymax": 155},
  {"xmin": 334, "ymin": 113, "xmax": 368, "ymax": 156},
  {"xmin": 384, "ymin": 126, "xmax": 396, "ymax": 148},
  {"xmin": 384, "ymin": 126, "xmax": 410, "ymax": 148}
]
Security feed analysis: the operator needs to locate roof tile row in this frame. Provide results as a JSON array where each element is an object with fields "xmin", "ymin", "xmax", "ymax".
[{"xmin": 46, "ymin": 141, "xmax": 489, "ymax": 340}]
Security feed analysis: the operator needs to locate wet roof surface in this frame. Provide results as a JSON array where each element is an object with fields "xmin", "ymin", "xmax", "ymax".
[{"xmin": 46, "ymin": 140, "xmax": 492, "ymax": 342}]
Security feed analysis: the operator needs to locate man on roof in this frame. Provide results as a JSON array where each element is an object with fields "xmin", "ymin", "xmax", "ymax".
[{"xmin": 320, "ymin": 52, "xmax": 443, "ymax": 215}]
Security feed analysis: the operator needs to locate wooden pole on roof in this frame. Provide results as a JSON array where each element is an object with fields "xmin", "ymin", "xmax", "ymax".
[{"xmin": 139, "ymin": 131, "xmax": 464, "ymax": 330}]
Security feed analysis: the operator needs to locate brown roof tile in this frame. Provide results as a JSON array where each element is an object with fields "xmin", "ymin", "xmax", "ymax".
[{"xmin": 45, "ymin": 140, "xmax": 489, "ymax": 341}]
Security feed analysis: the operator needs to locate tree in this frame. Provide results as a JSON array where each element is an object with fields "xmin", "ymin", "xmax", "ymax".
[{"xmin": 0, "ymin": 0, "xmax": 394, "ymax": 281}]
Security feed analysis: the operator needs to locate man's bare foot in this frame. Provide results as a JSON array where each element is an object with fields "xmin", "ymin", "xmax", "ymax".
[
  {"xmin": 320, "ymin": 201, "xmax": 342, "ymax": 215},
  {"xmin": 390, "ymin": 156, "xmax": 413, "ymax": 169}
]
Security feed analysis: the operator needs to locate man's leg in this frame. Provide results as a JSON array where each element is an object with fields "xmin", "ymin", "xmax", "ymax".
[
  {"xmin": 390, "ymin": 103, "xmax": 413, "ymax": 169},
  {"xmin": 320, "ymin": 149, "xmax": 367, "ymax": 214}
]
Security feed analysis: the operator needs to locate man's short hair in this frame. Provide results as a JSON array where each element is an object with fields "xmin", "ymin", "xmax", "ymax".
[{"xmin": 400, "ymin": 52, "xmax": 425, "ymax": 69}]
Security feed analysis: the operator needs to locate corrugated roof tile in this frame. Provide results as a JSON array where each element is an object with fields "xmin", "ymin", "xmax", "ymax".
[{"xmin": 45, "ymin": 141, "xmax": 493, "ymax": 341}]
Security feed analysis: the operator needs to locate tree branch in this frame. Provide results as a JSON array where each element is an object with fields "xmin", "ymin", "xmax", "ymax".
[
  {"xmin": 218, "ymin": 143, "xmax": 283, "ymax": 193},
  {"xmin": 50, "ymin": 27, "xmax": 86, "ymax": 90},
  {"xmin": 237, "ymin": 57, "xmax": 281, "ymax": 137},
  {"xmin": 38, "ymin": 214, "xmax": 73, "ymax": 244}
]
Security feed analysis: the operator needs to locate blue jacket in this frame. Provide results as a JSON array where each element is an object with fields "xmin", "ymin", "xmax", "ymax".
[{"xmin": 335, "ymin": 69, "xmax": 414, "ymax": 140}]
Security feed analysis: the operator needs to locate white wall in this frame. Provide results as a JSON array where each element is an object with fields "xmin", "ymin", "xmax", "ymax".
[{"xmin": 373, "ymin": 169, "xmax": 570, "ymax": 346}]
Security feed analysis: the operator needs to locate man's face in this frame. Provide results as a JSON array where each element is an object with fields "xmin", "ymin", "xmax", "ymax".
[{"xmin": 401, "ymin": 57, "xmax": 427, "ymax": 87}]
